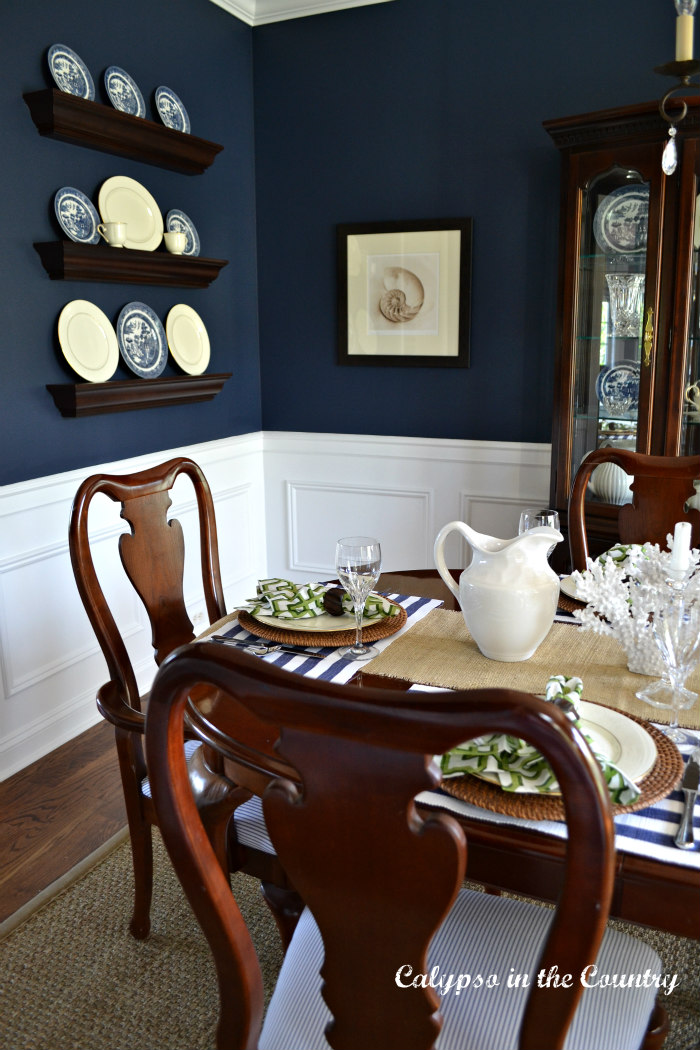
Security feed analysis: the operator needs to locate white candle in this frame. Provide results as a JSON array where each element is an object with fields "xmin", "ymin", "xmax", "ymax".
[
  {"xmin": 676, "ymin": 13, "xmax": 695, "ymax": 59},
  {"xmin": 670, "ymin": 520, "xmax": 692, "ymax": 572}
]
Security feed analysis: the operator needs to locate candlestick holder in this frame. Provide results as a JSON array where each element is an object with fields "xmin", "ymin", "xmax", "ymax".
[
  {"xmin": 637, "ymin": 582, "xmax": 700, "ymax": 744},
  {"xmin": 635, "ymin": 570, "xmax": 700, "ymax": 716}
]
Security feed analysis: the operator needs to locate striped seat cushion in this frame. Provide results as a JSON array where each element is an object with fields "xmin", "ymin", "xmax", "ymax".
[
  {"xmin": 142, "ymin": 743, "xmax": 275, "ymax": 855},
  {"xmin": 260, "ymin": 888, "xmax": 662, "ymax": 1050}
]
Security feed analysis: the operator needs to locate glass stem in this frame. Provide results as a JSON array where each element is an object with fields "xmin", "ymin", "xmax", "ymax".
[{"xmin": 353, "ymin": 599, "xmax": 364, "ymax": 652}]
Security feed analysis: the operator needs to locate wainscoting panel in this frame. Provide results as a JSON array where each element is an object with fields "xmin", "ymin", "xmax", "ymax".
[
  {"xmin": 0, "ymin": 430, "xmax": 551, "ymax": 778},
  {"xmin": 286, "ymin": 481, "xmax": 433, "ymax": 575}
]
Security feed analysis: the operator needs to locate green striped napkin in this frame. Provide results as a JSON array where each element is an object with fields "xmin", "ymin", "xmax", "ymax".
[
  {"xmin": 440, "ymin": 675, "xmax": 641, "ymax": 805},
  {"xmin": 246, "ymin": 578, "xmax": 400, "ymax": 620}
]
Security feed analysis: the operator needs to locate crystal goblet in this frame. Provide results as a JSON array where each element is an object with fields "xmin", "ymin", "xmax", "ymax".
[{"xmin": 335, "ymin": 536, "xmax": 382, "ymax": 661}]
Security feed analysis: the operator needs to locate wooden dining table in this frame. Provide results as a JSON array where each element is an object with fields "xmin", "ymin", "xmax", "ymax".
[{"xmin": 196, "ymin": 568, "xmax": 700, "ymax": 941}]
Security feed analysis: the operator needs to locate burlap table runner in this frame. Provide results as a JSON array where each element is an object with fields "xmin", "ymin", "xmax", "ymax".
[{"xmin": 368, "ymin": 608, "xmax": 700, "ymax": 729}]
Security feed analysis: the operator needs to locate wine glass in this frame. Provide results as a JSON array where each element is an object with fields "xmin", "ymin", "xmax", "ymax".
[
  {"xmin": 518, "ymin": 508, "xmax": 560, "ymax": 560},
  {"xmin": 335, "ymin": 536, "xmax": 382, "ymax": 661},
  {"xmin": 643, "ymin": 592, "xmax": 700, "ymax": 745}
]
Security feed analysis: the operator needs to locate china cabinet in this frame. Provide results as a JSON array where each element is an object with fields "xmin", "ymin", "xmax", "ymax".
[{"xmin": 545, "ymin": 97, "xmax": 699, "ymax": 567}]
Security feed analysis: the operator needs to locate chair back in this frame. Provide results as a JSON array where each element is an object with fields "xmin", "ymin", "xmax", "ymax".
[
  {"xmin": 69, "ymin": 457, "xmax": 227, "ymax": 716},
  {"xmin": 568, "ymin": 448, "xmax": 700, "ymax": 570},
  {"xmin": 146, "ymin": 642, "xmax": 615, "ymax": 1050}
]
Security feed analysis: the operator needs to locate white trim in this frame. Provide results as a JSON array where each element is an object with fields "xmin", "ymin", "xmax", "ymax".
[{"xmin": 208, "ymin": 0, "xmax": 394, "ymax": 27}]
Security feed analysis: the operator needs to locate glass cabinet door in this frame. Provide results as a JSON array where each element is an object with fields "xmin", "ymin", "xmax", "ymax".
[
  {"xmin": 680, "ymin": 191, "xmax": 700, "ymax": 456},
  {"xmin": 571, "ymin": 166, "xmax": 649, "ymax": 504}
]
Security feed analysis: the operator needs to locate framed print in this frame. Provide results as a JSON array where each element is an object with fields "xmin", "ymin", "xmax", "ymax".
[{"xmin": 337, "ymin": 218, "xmax": 472, "ymax": 367}]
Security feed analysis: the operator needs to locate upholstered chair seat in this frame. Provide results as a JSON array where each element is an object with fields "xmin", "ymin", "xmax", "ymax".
[{"xmin": 261, "ymin": 889, "xmax": 662, "ymax": 1050}]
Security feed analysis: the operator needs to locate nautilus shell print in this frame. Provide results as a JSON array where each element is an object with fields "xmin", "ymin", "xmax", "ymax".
[{"xmin": 379, "ymin": 266, "xmax": 425, "ymax": 324}]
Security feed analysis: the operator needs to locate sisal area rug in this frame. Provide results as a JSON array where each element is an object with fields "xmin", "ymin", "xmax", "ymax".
[{"xmin": 1, "ymin": 832, "xmax": 698, "ymax": 1050}]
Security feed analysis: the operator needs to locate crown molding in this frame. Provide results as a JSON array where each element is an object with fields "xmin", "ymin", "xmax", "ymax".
[{"xmin": 208, "ymin": 0, "xmax": 394, "ymax": 27}]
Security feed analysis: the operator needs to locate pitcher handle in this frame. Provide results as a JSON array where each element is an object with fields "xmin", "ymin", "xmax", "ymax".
[{"xmin": 433, "ymin": 521, "xmax": 471, "ymax": 601}]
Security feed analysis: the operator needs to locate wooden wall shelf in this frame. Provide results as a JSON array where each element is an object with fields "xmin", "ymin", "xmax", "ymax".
[
  {"xmin": 34, "ymin": 241, "xmax": 228, "ymax": 287},
  {"xmin": 46, "ymin": 373, "xmax": 231, "ymax": 417},
  {"xmin": 23, "ymin": 89, "xmax": 223, "ymax": 174}
]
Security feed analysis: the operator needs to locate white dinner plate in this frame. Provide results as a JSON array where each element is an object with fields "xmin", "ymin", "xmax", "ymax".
[
  {"xmin": 251, "ymin": 609, "xmax": 377, "ymax": 633},
  {"xmin": 116, "ymin": 301, "xmax": 168, "ymax": 378},
  {"xmin": 559, "ymin": 575, "xmax": 579, "ymax": 600},
  {"xmin": 166, "ymin": 305, "xmax": 210, "ymax": 375},
  {"xmin": 48, "ymin": 43, "xmax": 95, "ymax": 100},
  {"xmin": 463, "ymin": 701, "xmax": 657, "ymax": 795},
  {"xmin": 98, "ymin": 176, "xmax": 163, "ymax": 252},
  {"xmin": 104, "ymin": 66, "xmax": 145, "ymax": 118},
  {"xmin": 57, "ymin": 300, "xmax": 119, "ymax": 382},
  {"xmin": 155, "ymin": 86, "xmax": 190, "ymax": 133}
]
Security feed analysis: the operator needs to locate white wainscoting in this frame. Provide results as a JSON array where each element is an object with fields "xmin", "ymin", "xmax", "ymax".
[
  {"xmin": 261, "ymin": 432, "xmax": 552, "ymax": 579},
  {"xmin": 0, "ymin": 434, "xmax": 267, "ymax": 781},
  {"xmin": 0, "ymin": 430, "xmax": 551, "ymax": 779}
]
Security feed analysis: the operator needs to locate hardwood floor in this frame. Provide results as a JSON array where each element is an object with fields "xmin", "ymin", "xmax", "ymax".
[{"xmin": 0, "ymin": 720, "xmax": 125, "ymax": 922}]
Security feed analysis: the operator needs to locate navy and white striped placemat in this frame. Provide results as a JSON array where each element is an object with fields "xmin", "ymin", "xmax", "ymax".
[
  {"xmin": 210, "ymin": 592, "xmax": 443, "ymax": 685},
  {"xmin": 414, "ymin": 700, "xmax": 700, "ymax": 871},
  {"xmin": 211, "ymin": 593, "xmax": 700, "ymax": 869}
]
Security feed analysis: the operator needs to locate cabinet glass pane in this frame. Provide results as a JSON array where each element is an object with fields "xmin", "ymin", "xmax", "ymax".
[
  {"xmin": 571, "ymin": 167, "xmax": 648, "ymax": 503},
  {"xmin": 681, "ymin": 190, "xmax": 700, "ymax": 456}
]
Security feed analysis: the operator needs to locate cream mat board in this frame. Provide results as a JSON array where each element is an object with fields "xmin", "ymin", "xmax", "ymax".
[{"xmin": 367, "ymin": 609, "xmax": 700, "ymax": 728}]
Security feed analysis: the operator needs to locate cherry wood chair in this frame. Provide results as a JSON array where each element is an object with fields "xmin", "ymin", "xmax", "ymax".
[
  {"xmin": 69, "ymin": 457, "xmax": 301, "ymax": 942},
  {"xmin": 145, "ymin": 641, "xmax": 668, "ymax": 1050},
  {"xmin": 568, "ymin": 447, "xmax": 700, "ymax": 571}
]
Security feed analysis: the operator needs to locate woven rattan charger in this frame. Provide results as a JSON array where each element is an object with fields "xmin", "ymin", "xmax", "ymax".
[
  {"xmin": 237, "ymin": 597, "xmax": 407, "ymax": 648},
  {"xmin": 441, "ymin": 707, "xmax": 683, "ymax": 820}
]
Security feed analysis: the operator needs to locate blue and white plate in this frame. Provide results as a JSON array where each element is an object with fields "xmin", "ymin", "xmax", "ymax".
[
  {"xmin": 596, "ymin": 360, "xmax": 641, "ymax": 411},
  {"xmin": 593, "ymin": 184, "xmax": 649, "ymax": 255},
  {"xmin": 47, "ymin": 44, "xmax": 95, "ymax": 101},
  {"xmin": 116, "ymin": 302, "xmax": 167, "ymax": 379},
  {"xmin": 104, "ymin": 66, "xmax": 145, "ymax": 118},
  {"xmin": 155, "ymin": 86, "xmax": 190, "ymax": 133},
  {"xmin": 54, "ymin": 187, "xmax": 101, "ymax": 244},
  {"xmin": 165, "ymin": 209, "xmax": 200, "ymax": 256}
]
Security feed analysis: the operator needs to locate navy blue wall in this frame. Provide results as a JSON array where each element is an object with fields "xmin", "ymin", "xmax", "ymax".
[
  {"xmin": 1, "ymin": 0, "xmax": 685, "ymax": 485},
  {"xmin": 1, "ymin": 0, "xmax": 258, "ymax": 485},
  {"xmin": 252, "ymin": 0, "xmax": 678, "ymax": 443}
]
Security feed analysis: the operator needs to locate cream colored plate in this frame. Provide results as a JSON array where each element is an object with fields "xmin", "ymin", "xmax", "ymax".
[
  {"xmin": 459, "ymin": 701, "xmax": 657, "ymax": 795},
  {"xmin": 252, "ymin": 609, "xmax": 376, "ymax": 633},
  {"xmin": 57, "ymin": 300, "xmax": 119, "ymax": 382},
  {"xmin": 98, "ymin": 175, "xmax": 163, "ymax": 251},
  {"xmin": 560, "ymin": 575, "xmax": 579, "ymax": 600},
  {"xmin": 166, "ymin": 304, "xmax": 210, "ymax": 375}
]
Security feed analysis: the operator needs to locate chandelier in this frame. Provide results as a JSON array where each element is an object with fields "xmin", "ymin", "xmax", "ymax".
[{"xmin": 654, "ymin": 0, "xmax": 699, "ymax": 174}]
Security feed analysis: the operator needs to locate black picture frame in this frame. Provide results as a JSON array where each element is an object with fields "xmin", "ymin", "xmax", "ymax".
[{"xmin": 337, "ymin": 218, "xmax": 472, "ymax": 367}]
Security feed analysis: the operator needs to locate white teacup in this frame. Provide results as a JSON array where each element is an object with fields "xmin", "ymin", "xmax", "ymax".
[
  {"xmin": 164, "ymin": 231, "xmax": 186, "ymax": 255},
  {"xmin": 97, "ymin": 221, "xmax": 126, "ymax": 247}
]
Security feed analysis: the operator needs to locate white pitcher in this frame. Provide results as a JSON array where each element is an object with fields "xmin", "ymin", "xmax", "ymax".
[{"xmin": 434, "ymin": 521, "xmax": 563, "ymax": 662}]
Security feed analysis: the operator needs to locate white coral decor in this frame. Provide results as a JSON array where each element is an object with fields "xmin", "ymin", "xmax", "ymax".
[{"xmin": 571, "ymin": 539, "xmax": 700, "ymax": 677}]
